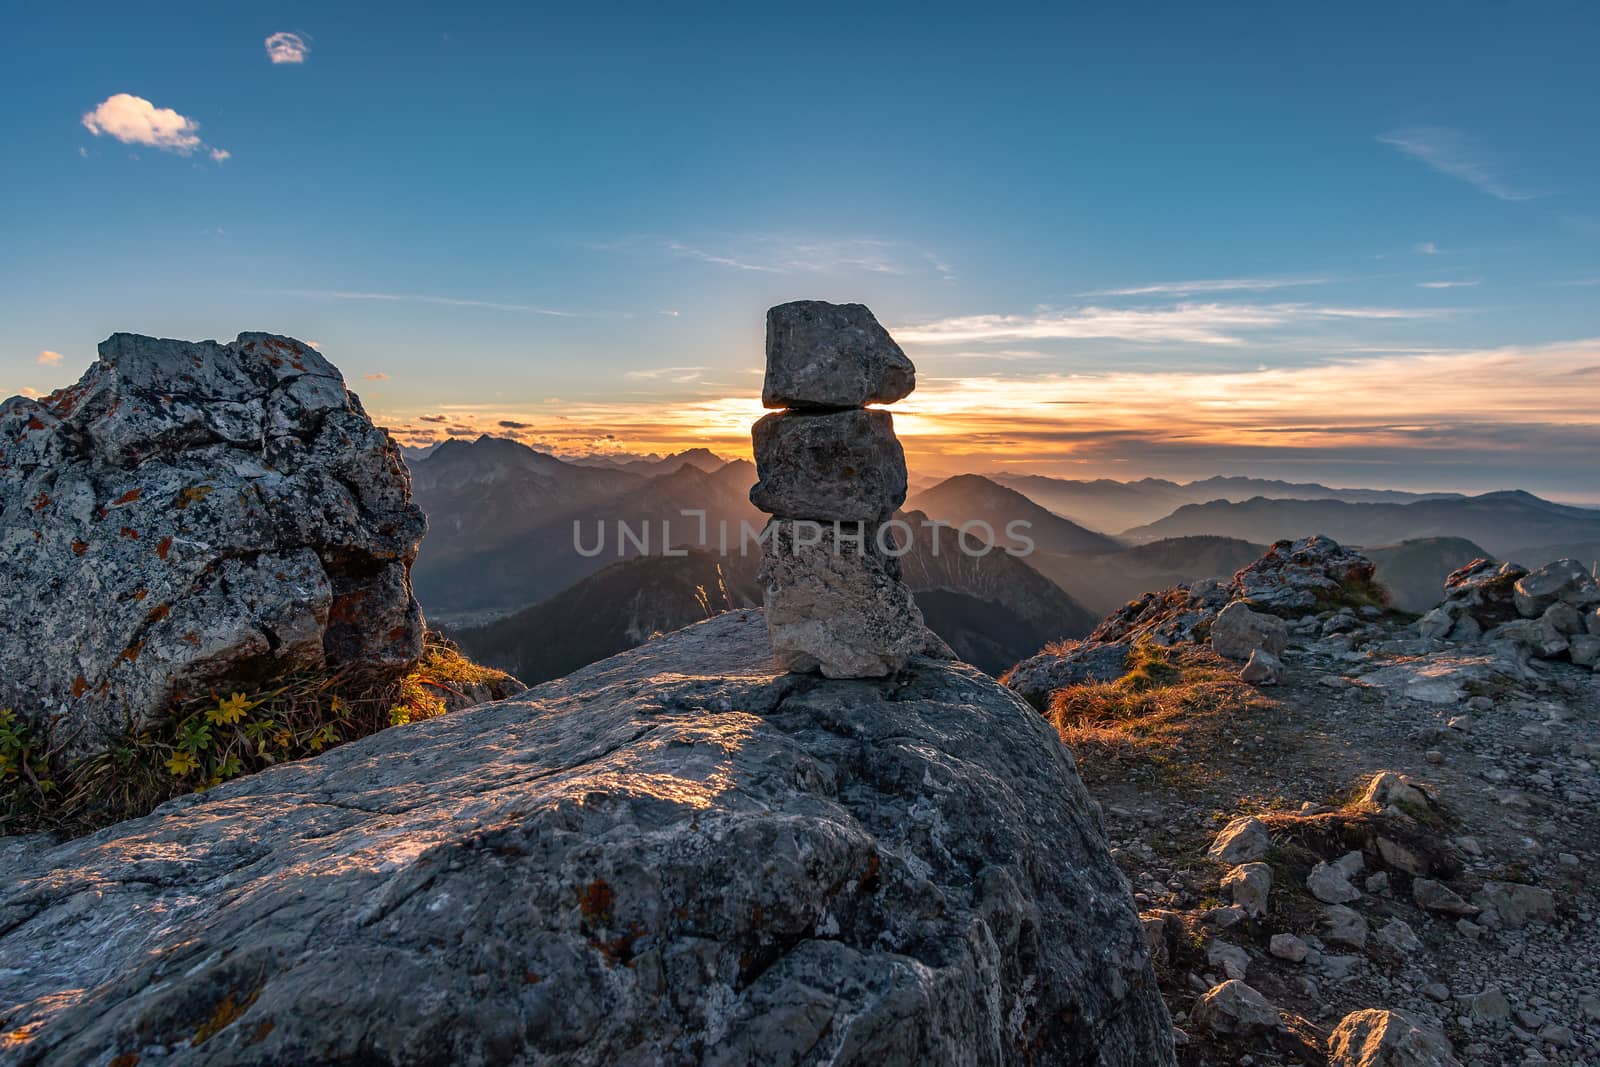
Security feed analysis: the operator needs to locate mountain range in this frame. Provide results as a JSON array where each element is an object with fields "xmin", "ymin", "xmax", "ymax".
[
  {"xmin": 409, "ymin": 436, "xmax": 761, "ymax": 624},
  {"xmin": 454, "ymin": 509, "xmax": 1097, "ymax": 681},
  {"xmin": 408, "ymin": 435, "xmax": 1597, "ymax": 688},
  {"xmin": 990, "ymin": 473, "xmax": 1460, "ymax": 534},
  {"xmin": 1121, "ymin": 490, "xmax": 1600, "ymax": 560}
]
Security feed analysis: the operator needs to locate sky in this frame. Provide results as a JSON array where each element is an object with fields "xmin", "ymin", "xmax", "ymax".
[{"xmin": 5, "ymin": 4, "xmax": 1599, "ymax": 500}]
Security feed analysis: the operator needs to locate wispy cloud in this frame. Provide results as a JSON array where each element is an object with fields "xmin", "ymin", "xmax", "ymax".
[
  {"xmin": 658, "ymin": 309, "xmax": 681, "ymax": 317},
  {"xmin": 625, "ymin": 365, "xmax": 709, "ymax": 383},
  {"xmin": 1378, "ymin": 127, "xmax": 1541, "ymax": 201},
  {"xmin": 376, "ymin": 338, "xmax": 1600, "ymax": 496},
  {"xmin": 1414, "ymin": 242, "xmax": 1441, "ymax": 255},
  {"xmin": 36, "ymin": 350, "xmax": 63, "ymax": 365},
  {"xmin": 893, "ymin": 302, "xmax": 1441, "ymax": 347},
  {"xmin": 1079, "ymin": 276, "xmax": 1329, "ymax": 297},
  {"xmin": 1417, "ymin": 280, "xmax": 1480, "ymax": 289},
  {"xmin": 363, "ymin": 372, "xmax": 390, "ymax": 381},
  {"xmin": 660, "ymin": 235, "xmax": 948, "ymax": 279},
  {"xmin": 18, "ymin": 387, "xmax": 42, "ymax": 399},
  {"xmin": 276, "ymin": 289, "xmax": 581, "ymax": 317},
  {"xmin": 82, "ymin": 93, "xmax": 228, "ymax": 161},
  {"xmin": 265, "ymin": 32, "xmax": 311, "ymax": 64}
]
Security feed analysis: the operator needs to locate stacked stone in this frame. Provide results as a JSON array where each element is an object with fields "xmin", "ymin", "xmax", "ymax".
[{"xmin": 749, "ymin": 300, "xmax": 933, "ymax": 677}]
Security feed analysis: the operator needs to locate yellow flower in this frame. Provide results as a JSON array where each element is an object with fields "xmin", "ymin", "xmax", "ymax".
[
  {"xmin": 165, "ymin": 750, "xmax": 200, "ymax": 776},
  {"xmin": 206, "ymin": 692, "xmax": 251, "ymax": 726}
]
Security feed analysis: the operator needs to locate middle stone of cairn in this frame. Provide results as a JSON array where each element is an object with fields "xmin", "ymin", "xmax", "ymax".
[{"xmin": 750, "ymin": 300, "xmax": 934, "ymax": 677}]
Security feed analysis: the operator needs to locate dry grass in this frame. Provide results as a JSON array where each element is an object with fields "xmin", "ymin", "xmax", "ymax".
[
  {"xmin": 1046, "ymin": 641, "xmax": 1267, "ymax": 763},
  {"xmin": 1, "ymin": 633, "xmax": 518, "ymax": 837}
]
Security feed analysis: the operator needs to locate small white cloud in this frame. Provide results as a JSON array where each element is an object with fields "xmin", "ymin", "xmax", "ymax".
[
  {"xmin": 77, "ymin": 146, "xmax": 87, "ymax": 158},
  {"xmin": 37, "ymin": 350, "xmax": 63, "ymax": 365},
  {"xmin": 19, "ymin": 387, "xmax": 42, "ymax": 399},
  {"xmin": 81, "ymin": 93, "xmax": 227, "ymax": 161},
  {"xmin": 265, "ymin": 32, "xmax": 310, "ymax": 65},
  {"xmin": 658, "ymin": 309, "xmax": 681, "ymax": 317},
  {"xmin": 1417, "ymin": 280, "xmax": 1480, "ymax": 289},
  {"xmin": 1414, "ymin": 242, "xmax": 1441, "ymax": 255},
  {"xmin": 209, "ymin": 147, "xmax": 231, "ymax": 163}
]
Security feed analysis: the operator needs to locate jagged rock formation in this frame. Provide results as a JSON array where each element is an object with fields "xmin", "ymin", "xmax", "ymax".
[
  {"xmin": 0, "ymin": 334, "xmax": 425, "ymax": 756},
  {"xmin": 1416, "ymin": 557, "xmax": 1600, "ymax": 671},
  {"xmin": 1008, "ymin": 535, "xmax": 1381, "ymax": 700},
  {"xmin": 751, "ymin": 301, "xmax": 936, "ymax": 677},
  {"xmin": 0, "ymin": 610, "xmax": 1175, "ymax": 1065}
]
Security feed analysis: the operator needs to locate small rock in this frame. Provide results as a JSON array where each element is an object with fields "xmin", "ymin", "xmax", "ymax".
[
  {"xmin": 1472, "ymin": 882, "xmax": 1556, "ymax": 929},
  {"xmin": 1270, "ymin": 933, "xmax": 1310, "ymax": 962},
  {"xmin": 1240, "ymin": 648, "xmax": 1283, "ymax": 685},
  {"xmin": 1222, "ymin": 862, "xmax": 1273, "ymax": 918},
  {"xmin": 1413, "ymin": 879, "xmax": 1479, "ymax": 916},
  {"xmin": 1207, "ymin": 817, "xmax": 1274, "ymax": 865},
  {"xmin": 1323, "ymin": 904, "xmax": 1370, "ymax": 949},
  {"xmin": 1206, "ymin": 940, "xmax": 1251, "ymax": 981},
  {"xmin": 1374, "ymin": 918, "xmax": 1423, "ymax": 956},
  {"xmin": 1376, "ymin": 836, "xmax": 1430, "ymax": 877},
  {"xmin": 1461, "ymin": 986, "xmax": 1510, "ymax": 1023},
  {"xmin": 1365, "ymin": 871, "xmax": 1391, "ymax": 894},
  {"xmin": 1212, "ymin": 601, "xmax": 1289, "ymax": 660},
  {"xmin": 1193, "ymin": 979, "xmax": 1281, "ymax": 1036},
  {"xmin": 1309, "ymin": 859, "xmax": 1362, "ymax": 904},
  {"xmin": 1327, "ymin": 1008, "xmax": 1459, "ymax": 1067}
]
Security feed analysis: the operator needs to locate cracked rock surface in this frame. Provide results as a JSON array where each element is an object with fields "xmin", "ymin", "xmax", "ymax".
[
  {"xmin": 0, "ymin": 609, "xmax": 1173, "ymax": 1066},
  {"xmin": 0, "ymin": 333, "xmax": 425, "ymax": 757}
]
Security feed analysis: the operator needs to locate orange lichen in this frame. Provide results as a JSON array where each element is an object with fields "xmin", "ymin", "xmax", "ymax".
[
  {"xmin": 578, "ymin": 878, "xmax": 615, "ymax": 924},
  {"xmin": 191, "ymin": 988, "xmax": 260, "ymax": 1046},
  {"xmin": 71, "ymin": 676, "xmax": 89, "ymax": 698},
  {"xmin": 156, "ymin": 537, "xmax": 173, "ymax": 561},
  {"xmin": 71, "ymin": 540, "xmax": 88, "ymax": 557},
  {"xmin": 112, "ymin": 488, "xmax": 143, "ymax": 506}
]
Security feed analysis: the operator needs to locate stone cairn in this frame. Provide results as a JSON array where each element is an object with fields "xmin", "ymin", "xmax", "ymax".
[{"xmin": 749, "ymin": 300, "xmax": 937, "ymax": 677}]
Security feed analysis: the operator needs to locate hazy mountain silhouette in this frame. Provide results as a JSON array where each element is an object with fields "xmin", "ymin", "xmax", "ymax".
[
  {"xmin": 909, "ymin": 475, "xmax": 1122, "ymax": 555},
  {"xmin": 1028, "ymin": 535, "xmax": 1266, "ymax": 615},
  {"xmin": 1361, "ymin": 537, "xmax": 1490, "ymax": 613},
  {"xmin": 1120, "ymin": 491, "xmax": 1600, "ymax": 556},
  {"xmin": 454, "ymin": 511, "xmax": 1097, "ymax": 681},
  {"xmin": 991, "ymin": 473, "xmax": 1460, "ymax": 534},
  {"xmin": 410, "ymin": 435, "xmax": 761, "ymax": 623},
  {"xmin": 567, "ymin": 447, "xmax": 730, "ymax": 477}
]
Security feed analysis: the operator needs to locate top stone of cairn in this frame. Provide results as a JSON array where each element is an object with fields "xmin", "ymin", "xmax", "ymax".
[{"xmin": 763, "ymin": 300, "xmax": 916, "ymax": 409}]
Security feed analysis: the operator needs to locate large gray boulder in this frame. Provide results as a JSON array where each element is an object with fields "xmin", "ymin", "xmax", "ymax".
[
  {"xmin": 750, "ymin": 408, "xmax": 908, "ymax": 522},
  {"xmin": 0, "ymin": 610, "xmax": 1175, "ymax": 1066},
  {"xmin": 1210, "ymin": 601, "xmax": 1288, "ymax": 660},
  {"xmin": 0, "ymin": 334, "xmax": 425, "ymax": 757},
  {"xmin": 1513, "ymin": 558, "xmax": 1600, "ymax": 617},
  {"xmin": 763, "ymin": 300, "xmax": 915, "ymax": 409}
]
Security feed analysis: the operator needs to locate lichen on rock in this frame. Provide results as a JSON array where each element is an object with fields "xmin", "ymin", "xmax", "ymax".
[{"xmin": 0, "ymin": 333, "xmax": 427, "ymax": 759}]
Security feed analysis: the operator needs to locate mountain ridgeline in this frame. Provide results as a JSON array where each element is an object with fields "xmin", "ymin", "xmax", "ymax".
[{"xmin": 409, "ymin": 437, "xmax": 1597, "ymax": 686}]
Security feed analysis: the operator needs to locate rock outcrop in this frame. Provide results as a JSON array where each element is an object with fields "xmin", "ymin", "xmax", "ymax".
[
  {"xmin": 0, "ymin": 610, "xmax": 1175, "ymax": 1065},
  {"xmin": 1009, "ymin": 535, "xmax": 1379, "ymax": 701},
  {"xmin": 0, "ymin": 334, "xmax": 425, "ymax": 757},
  {"xmin": 751, "ymin": 301, "xmax": 935, "ymax": 678},
  {"xmin": 1416, "ymin": 557, "xmax": 1600, "ymax": 672}
]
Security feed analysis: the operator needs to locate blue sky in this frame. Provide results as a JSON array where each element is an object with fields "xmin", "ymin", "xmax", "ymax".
[{"xmin": 4, "ymin": 4, "xmax": 1599, "ymax": 496}]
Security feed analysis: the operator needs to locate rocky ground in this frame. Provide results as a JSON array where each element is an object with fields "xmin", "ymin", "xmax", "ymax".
[{"xmin": 1072, "ymin": 603, "xmax": 1600, "ymax": 1065}]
